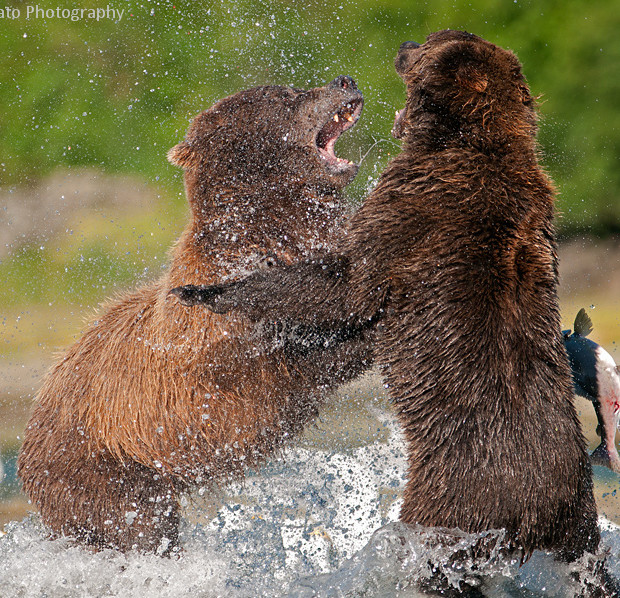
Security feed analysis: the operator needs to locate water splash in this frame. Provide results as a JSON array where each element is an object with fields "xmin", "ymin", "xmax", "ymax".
[
  {"xmin": 0, "ymin": 516, "xmax": 229, "ymax": 598},
  {"xmin": 1, "ymin": 409, "xmax": 618, "ymax": 597}
]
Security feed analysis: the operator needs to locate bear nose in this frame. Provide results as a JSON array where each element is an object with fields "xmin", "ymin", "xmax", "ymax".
[
  {"xmin": 329, "ymin": 76, "xmax": 358, "ymax": 91},
  {"xmin": 399, "ymin": 41, "xmax": 421, "ymax": 51}
]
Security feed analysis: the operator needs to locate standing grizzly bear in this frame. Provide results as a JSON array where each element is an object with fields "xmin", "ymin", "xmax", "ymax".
[
  {"xmin": 173, "ymin": 31, "xmax": 614, "ymax": 589},
  {"xmin": 17, "ymin": 77, "xmax": 370, "ymax": 554}
]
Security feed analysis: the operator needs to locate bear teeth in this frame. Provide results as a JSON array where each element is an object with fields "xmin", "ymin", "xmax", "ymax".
[
  {"xmin": 334, "ymin": 111, "xmax": 353, "ymax": 123},
  {"xmin": 315, "ymin": 98, "xmax": 362, "ymax": 171}
]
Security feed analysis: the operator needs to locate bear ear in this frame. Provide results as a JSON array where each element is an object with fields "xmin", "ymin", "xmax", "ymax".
[
  {"xmin": 455, "ymin": 64, "xmax": 488, "ymax": 93},
  {"xmin": 168, "ymin": 108, "xmax": 227, "ymax": 170},
  {"xmin": 167, "ymin": 140, "xmax": 201, "ymax": 171}
]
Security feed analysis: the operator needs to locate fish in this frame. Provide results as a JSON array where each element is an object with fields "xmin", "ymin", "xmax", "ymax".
[{"xmin": 563, "ymin": 308, "xmax": 620, "ymax": 473}]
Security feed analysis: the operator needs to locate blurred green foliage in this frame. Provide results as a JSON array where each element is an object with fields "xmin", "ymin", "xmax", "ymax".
[{"xmin": 1, "ymin": 0, "xmax": 619, "ymax": 310}]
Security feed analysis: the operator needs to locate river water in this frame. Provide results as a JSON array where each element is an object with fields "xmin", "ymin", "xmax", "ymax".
[{"xmin": 0, "ymin": 382, "xmax": 618, "ymax": 598}]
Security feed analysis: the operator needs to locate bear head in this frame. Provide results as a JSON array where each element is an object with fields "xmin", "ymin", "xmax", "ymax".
[
  {"xmin": 168, "ymin": 77, "xmax": 363, "ymax": 201},
  {"xmin": 392, "ymin": 30, "xmax": 537, "ymax": 150}
]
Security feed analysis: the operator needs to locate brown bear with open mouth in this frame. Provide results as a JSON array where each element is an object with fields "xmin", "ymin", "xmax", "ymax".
[
  {"xmin": 17, "ymin": 76, "xmax": 370, "ymax": 554},
  {"xmin": 172, "ymin": 31, "xmax": 618, "ymax": 593}
]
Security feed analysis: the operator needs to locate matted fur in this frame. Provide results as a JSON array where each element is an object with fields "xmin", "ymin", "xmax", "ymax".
[
  {"xmin": 18, "ymin": 80, "xmax": 371, "ymax": 553},
  {"xmin": 179, "ymin": 31, "xmax": 602, "ymax": 564}
]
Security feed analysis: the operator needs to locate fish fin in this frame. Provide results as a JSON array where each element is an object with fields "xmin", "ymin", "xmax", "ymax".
[
  {"xmin": 574, "ymin": 308, "xmax": 593, "ymax": 337},
  {"xmin": 591, "ymin": 443, "xmax": 611, "ymax": 467},
  {"xmin": 591, "ymin": 443, "xmax": 620, "ymax": 474}
]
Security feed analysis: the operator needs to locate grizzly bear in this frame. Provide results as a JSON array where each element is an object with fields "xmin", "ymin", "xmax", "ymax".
[
  {"xmin": 172, "ymin": 31, "xmax": 616, "ymax": 591},
  {"xmin": 17, "ymin": 76, "xmax": 371, "ymax": 554}
]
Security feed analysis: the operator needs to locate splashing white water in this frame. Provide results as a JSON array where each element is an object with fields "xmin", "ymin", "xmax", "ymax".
[{"xmin": 1, "ymin": 407, "xmax": 618, "ymax": 597}]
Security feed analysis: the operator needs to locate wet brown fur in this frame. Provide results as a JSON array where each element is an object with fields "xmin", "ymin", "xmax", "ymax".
[
  {"xmin": 17, "ymin": 81, "xmax": 372, "ymax": 553},
  {"xmin": 183, "ymin": 31, "xmax": 603, "ymax": 566}
]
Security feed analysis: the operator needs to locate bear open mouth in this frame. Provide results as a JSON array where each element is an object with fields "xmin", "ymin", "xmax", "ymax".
[{"xmin": 316, "ymin": 98, "xmax": 363, "ymax": 171}]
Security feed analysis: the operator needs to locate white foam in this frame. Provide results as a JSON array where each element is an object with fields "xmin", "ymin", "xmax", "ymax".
[{"xmin": 1, "ymin": 409, "xmax": 618, "ymax": 598}]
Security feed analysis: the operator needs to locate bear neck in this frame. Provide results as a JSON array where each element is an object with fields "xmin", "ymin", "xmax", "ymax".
[
  {"xmin": 184, "ymin": 169, "xmax": 341, "ymax": 216},
  {"xmin": 188, "ymin": 180, "xmax": 342, "ymax": 229},
  {"xmin": 372, "ymin": 122, "xmax": 553, "ymax": 230},
  {"xmin": 403, "ymin": 107, "xmax": 538, "ymax": 158},
  {"xmin": 168, "ymin": 174, "xmax": 345, "ymax": 280}
]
